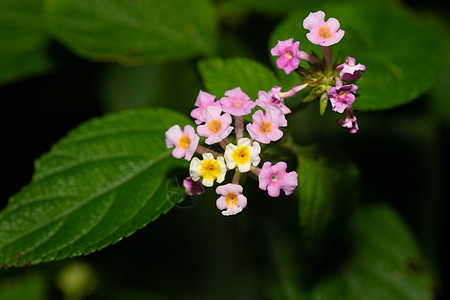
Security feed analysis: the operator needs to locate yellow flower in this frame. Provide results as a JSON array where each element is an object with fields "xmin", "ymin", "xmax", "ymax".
[
  {"xmin": 224, "ymin": 138, "xmax": 261, "ymax": 173},
  {"xmin": 189, "ymin": 153, "xmax": 227, "ymax": 187}
]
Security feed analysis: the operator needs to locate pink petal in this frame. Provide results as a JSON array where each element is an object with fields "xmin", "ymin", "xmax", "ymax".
[
  {"xmin": 272, "ymin": 161, "xmax": 288, "ymax": 174},
  {"xmin": 326, "ymin": 17, "xmax": 341, "ymax": 32},
  {"xmin": 224, "ymin": 87, "xmax": 250, "ymax": 101},
  {"xmin": 172, "ymin": 147, "xmax": 185, "ymax": 159},
  {"xmin": 323, "ymin": 29, "xmax": 345, "ymax": 46},
  {"xmin": 165, "ymin": 125, "xmax": 183, "ymax": 148},
  {"xmin": 303, "ymin": 11, "xmax": 325, "ymax": 30},
  {"xmin": 267, "ymin": 183, "xmax": 281, "ymax": 197},
  {"xmin": 216, "ymin": 196, "xmax": 227, "ymax": 210}
]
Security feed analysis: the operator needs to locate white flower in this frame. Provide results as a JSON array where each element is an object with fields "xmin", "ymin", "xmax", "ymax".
[
  {"xmin": 189, "ymin": 153, "xmax": 227, "ymax": 187},
  {"xmin": 224, "ymin": 138, "xmax": 261, "ymax": 173}
]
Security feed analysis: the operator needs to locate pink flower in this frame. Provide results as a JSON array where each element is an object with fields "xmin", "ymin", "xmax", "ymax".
[
  {"xmin": 183, "ymin": 177, "xmax": 205, "ymax": 196},
  {"xmin": 216, "ymin": 184, "xmax": 247, "ymax": 216},
  {"xmin": 336, "ymin": 107, "xmax": 359, "ymax": 134},
  {"xmin": 197, "ymin": 106, "xmax": 233, "ymax": 145},
  {"xmin": 327, "ymin": 78, "xmax": 358, "ymax": 113},
  {"xmin": 336, "ymin": 56, "xmax": 366, "ymax": 82},
  {"xmin": 246, "ymin": 107, "xmax": 287, "ymax": 144},
  {"xmin": 271, "ymin": 38, "xmax": 301, "ymax": 74},
  {"xmin": 165, "ymin": 125, "xmax": 199, "ymax": 160},
  {"xmin": 219, "ymin": 87, "xmax": 256, "ymax": 116},
  {"xmin": 256, "ymin": 86, "xmax": 291, "ymax": 115},
  {"xmin": 303, "ymin": 11, "xmax": 345, "ymax": 46},
  {"xmin": 258, "ymin": 162, "xmax": 298, "ymax": 197},
  {"xmin": 190, "ymin": 90, "xmax": 221, "ymax": 125}
]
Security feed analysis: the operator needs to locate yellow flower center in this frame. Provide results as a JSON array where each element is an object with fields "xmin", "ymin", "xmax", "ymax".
[
  {"xmin": 178, "ymin": 135, "xmax": 191, "ymax": 149},
  {"xmin": 259, "ymin": 121, "xmax": 272, "ymax": 134},
  {"xmin": 200, "ymin": 159, "xmax": 221, "ymax": 180},
  {"xmin": 207, "ymin": 119, "xmax": 222, "ymax": 133},
  {"xmin": 232, "ymin": 146, "xmax": 250, "ymax": 165},
  {"xmin": 225, "ymin": 193, "xmax": 237, "ymax": 206},
  {"xmin": 319, "ymin": 25, "xmax": 331, "ymax": 39},
  {"xmin": 285, "ymin": 51, "xmax": 293, "ymax": 60},
  {"xmin": 233, "ymin": 98, "xmax": 243, "ymax": 108}
]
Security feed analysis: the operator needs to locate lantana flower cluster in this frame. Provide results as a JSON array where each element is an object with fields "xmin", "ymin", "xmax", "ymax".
[
  {"xmin": 165, "ymin": 10, "xmax": 363, "ymax": 216},
  {"xmin": 271, "ymin": 10, "xmax": 366, "ymax": 133},
  {"xmin": 166, "ymin": 87, "xmax": 298, "ymax": 216}
]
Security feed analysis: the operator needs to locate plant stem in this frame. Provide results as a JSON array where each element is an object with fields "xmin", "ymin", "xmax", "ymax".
[{"xmin": 321, "ymin": 46, "xmax": 333, "ymax": 75}]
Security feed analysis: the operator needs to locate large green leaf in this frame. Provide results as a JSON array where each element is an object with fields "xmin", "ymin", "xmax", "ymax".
[
  {"xmin": 296, "ymin": 145, "xmax": 359, "ymax": 247},
  {"xmin": 312, "ymin": 205, "xmax": 434, "ymax": 300},
  {"xmin": 0, "ymin": 0, "xmax": 53, "ymax": 85},
  {"xmin": 269, "ymin": 0, "xmax": 444, "ymax": 111},
  {"xmin": 197, "ymin": 57, "xmax": 280, "ymax": 99},
  {"xmin": 0, "ymin": 109, "xmax": 190, "ymax": 267},
  {"xmin": 45, "ymin": 0, "xmax": 218, "ymax": 64}
]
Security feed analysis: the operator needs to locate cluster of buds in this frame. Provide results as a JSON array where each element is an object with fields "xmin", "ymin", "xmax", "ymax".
[
  {"xmin": 165, "ymin": 87, "xmax": 298, "ymax": 216},
  {"xmin": 271, "ymin": 10, "xmax": 366, "ymax": 133}
]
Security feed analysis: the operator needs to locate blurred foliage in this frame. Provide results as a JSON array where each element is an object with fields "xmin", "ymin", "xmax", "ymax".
[
  {"xmin": 0, "ymin": 273, "xmax": 47, "ymax": 300},
  {"xmin": 99, "ymin": 62, "xmax": 201, "ymax": 113},
  {"xmin": 0, "ymin": 0, "xmax": 53, "ymax": 84},
  {"xmin": 265, "ymin": 205, "xmax": 434, "ymax": 300},
  {"xmin": 57, "ymin": 261, "xmax": 97, "ymax": 300},
  {"xmin": 296, "ymin": 145, "xmax": 359, "ymax": 248},
  {"xmin": 45, "ymin": 0, "xmax": 218, "ymax": 64}
]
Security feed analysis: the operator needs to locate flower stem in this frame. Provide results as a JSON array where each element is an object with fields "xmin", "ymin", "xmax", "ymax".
[
  {"xmin": 196, "ymin": 145, "xmax": 221, "ymax": 157},
  {"xmin": 299, "ymin": 51, "xmax": 323, "ymax": 63},
  {"xmin": 232, "ymin": 171, "xmax": 241, "ymax": 185},
  {"xmin": 235, "ymin": 116, "xmax": 244, "ymax": 140},
  {"xmin": 220, "ymin": 138, "xmax": 230, "ymax": 150},
  {"xmin": 251, "ymin": 166, "xmax": 261, "ymax": 176},
  {"xmin": 321, "ymin": 46, "xmax": 333, "ymax": 75}
]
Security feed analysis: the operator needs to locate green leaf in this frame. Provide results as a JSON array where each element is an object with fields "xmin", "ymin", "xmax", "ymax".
[
  {"xmin": 45, "ymin": 0, "xmax": 218, "ymax": 64},
  {"xmin": 269, "ymin": 0, "xmax": 444, "ymax": 111},
  {"xmin": 319, "ymin": 93, "xmax": 328, "ymax": 116},
  {"xmin": 0, "ymin": 0, "xmax": 53, "ymax": 85},
  {"xmin": 312, "ymin": 205, "xmax": 434, "ymax": 300},
  {"xmin": 296, "ymin": 145, "xmax": 359, "ymax": 247},
  {"xmin": 197, "ymin": 57, "xmax": 280, "ymax": 99},
  {"xmin": 0, "ymin": 109, "xmax": 190, "ymax": 267}
]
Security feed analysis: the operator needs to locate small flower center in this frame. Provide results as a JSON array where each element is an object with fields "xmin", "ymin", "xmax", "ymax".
[
  {"xmin": 285, "ymin": 51, "xmax": 293, "ymax": 60},
  {"xmin": 233, "ymin": 98, "xmax": 243, "ymax": 108},
  {"xmin": 225, "ymin": 192, "xmax": 237, "ymax": 206},
  {"xmin": 319, "ymin": 25, "xmax": 331, "ymax": 39},
  {"xmin": 271, "ymin": 174, "xmax": 278, "ymax": 182},
  {"xmin": 207, "ymin": 119, "xmax": 222, "ymax": 134},
  {"xmin": 178, "ymin": 135, "xmax": 191, "ymax": 149},
  {"xmin": 338, "ymin": 91, "xmax": 348, "ymax": 102},
  {"xmin": 259, "ymin": 121, "xmax": 273, "ymax": 134},
  {"xmin": 232, "ymin": 146, "xmax": 250, "ymax": 165},
  {"xmin": 200, "ymin": 159, "xmax": 221, "ymax": 180}
]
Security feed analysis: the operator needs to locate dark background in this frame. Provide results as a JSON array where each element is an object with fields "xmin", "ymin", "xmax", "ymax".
[{"xmin": 1, "ymin": 0, "xmax": 449, "ymax": 299}]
